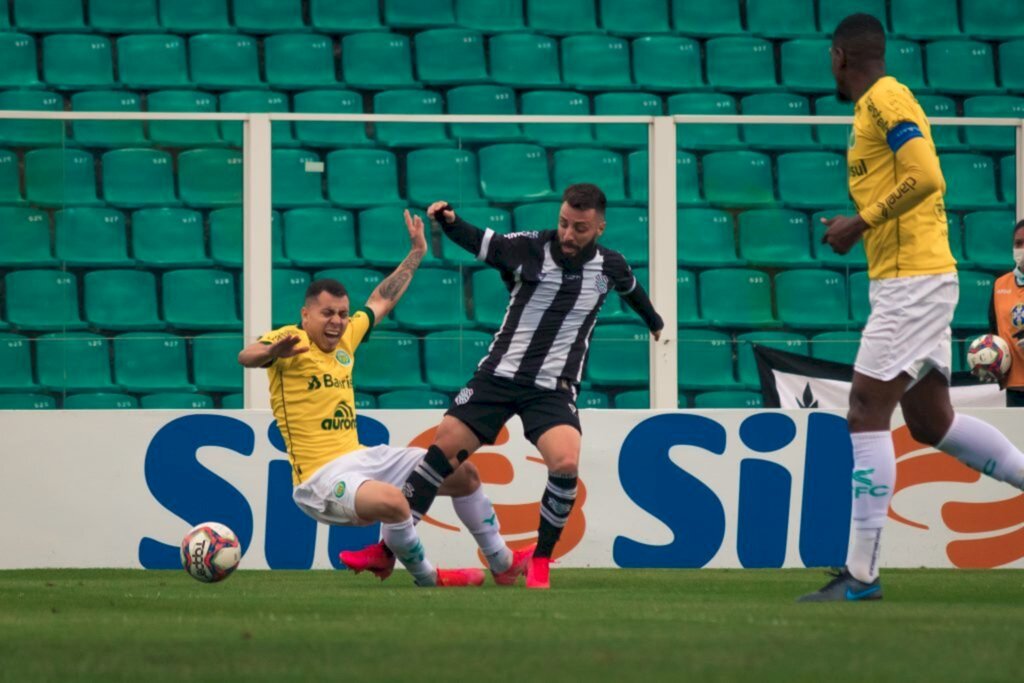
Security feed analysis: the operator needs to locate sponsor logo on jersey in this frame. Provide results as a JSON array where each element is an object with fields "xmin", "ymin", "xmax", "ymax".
[
  {"xmin": 454, "ymin": 387, "xmax": 474, "ymax": 406},
  {"xmin": 335, "ymin": 349, "xmax": 352, "ymax": 367},
  {"xmin": 333, "ymin": 481, "xmax": 346, "ymax": 498},
  {"xmin": 308, "ymin": 374, "xmax": 352, "ymax": 390},
  {"xmin": 848, "ymin": 158, "xmax": 867, "ymax": 177},
  {"xmin": 307, "ymin": 375, "xmax": 322, "ymax": 391},
  {"xmin": 321, "ymin": 401, "xmax": 356, "ymax": 431},
  {"xmin": 594, "ymin": 273, "xmax": 609, "ymax": 294}
]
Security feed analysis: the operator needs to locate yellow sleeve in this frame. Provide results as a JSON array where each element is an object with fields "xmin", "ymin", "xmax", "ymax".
[{"xmin": 339, "ymin": 309, "xmax": 375, "ymax": 355}]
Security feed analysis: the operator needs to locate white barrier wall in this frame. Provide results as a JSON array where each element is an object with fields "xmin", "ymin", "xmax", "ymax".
[{"xmin": 2, "ymin": 409, "xmax": 1023, "ymax": 570}]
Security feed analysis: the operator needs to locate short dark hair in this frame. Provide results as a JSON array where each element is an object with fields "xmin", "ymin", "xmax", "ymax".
[
  {"xmin": 833, "ymin": 13, "xmax": 886, "ymax": 64},
  {"xmin": 305, "ymin": 278, "xmax": 348, "ymax": 302},
  {"xmin": 1015, "ymin": 219, "xmax": 1024, "ymax": 236},
  {"xmin": 562, "ymin": 183, "xmax": 606, "ymax": 214}
]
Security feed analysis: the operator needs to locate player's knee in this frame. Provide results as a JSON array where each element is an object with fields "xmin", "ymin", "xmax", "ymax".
[
  {"xmin": 547, "ymin": 451, "xmax": 579, "ymax": 477},
  {"xmin": 847, "ymin": 389, "xmax": 882, "ymax": 432},
  {"xmin": 905, "ymin": 415, "xmax": 945, "ymax": 446},
  {"xmin": 447, "ymin": 460, "xmax": 480, "ymax": 496},
  {"xmin": 378, "ymin": 487, "xmax": 411, "ymax": 523}
]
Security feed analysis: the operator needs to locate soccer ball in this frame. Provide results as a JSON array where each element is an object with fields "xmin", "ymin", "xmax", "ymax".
[
  {"xmin": 966, "ymin": 334, "xmax": 1012, "ymax": 383},
  {"xmin": 180, "ymin": 522, "xmax": 241, "ymax": 583}
]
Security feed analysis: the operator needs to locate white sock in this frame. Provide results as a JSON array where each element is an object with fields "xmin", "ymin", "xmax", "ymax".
[
  {"xmin": 452, "ymin": 487, "xmax": 512, "ymax": 573},
  {"xmin": 936, "ymin": 414, "xmax": 1024, "ymax": 488},
  {"xmin": 846, "ymin": 431, "xmax": 895, "ymax": 583},
  {"xmin": 381, "ymin": 518, "xmax": 436, "ymax": 586}
]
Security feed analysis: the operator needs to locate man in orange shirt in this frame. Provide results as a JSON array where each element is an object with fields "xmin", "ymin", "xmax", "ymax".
[{"xmin": 987, "ymin": 219, "xmax": 1024, "ymax": 407}]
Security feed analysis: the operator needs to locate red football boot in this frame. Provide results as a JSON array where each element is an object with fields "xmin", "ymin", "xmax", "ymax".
[{"xmin": 339, "ymin": 541, "xmax": 395, "ymax": 581}]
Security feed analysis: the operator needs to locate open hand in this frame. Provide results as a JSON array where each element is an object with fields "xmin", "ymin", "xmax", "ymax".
[
  {"xmin": 267, "ymin": 334, "xmax": 309, "ymax": 359},
  {"xmin": 404, "ymin": 209, "xmax": 427, "ymax": 253}
]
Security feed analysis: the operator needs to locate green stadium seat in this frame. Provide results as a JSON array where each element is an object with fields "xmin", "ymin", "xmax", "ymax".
[
  {"xmin": 0, "ymin": 33, "xmax": 41, "ymax": 88},
  {"xmin": 142, "ymin": 393, "xmax": 215, "ymax": 409},
  {"xmin": 455, "ymin": 0, "xmax": 524, "ymax": 32},
  {"xmin": 1001, "ymin": 156, "xmax": 1016, "ymax": 204},
  {"xmin": 89, "ymin": 0, "xmax": 159, "ymax": 32},
  {"xmin": 848, "ymin": 270, "xmax": 869, "ymax": 325},
  {"xmin": 391, "ymin": 267, "xmax": 468, "ymax": 330},
  {"xmin": 353, "ymin": 331, "xmax": 424, "ymax": 391},
  {"xmin": 613, "ymin": 390, "xmax": 649, "ymax": 408},
  {"xmin": 326, "ymin": 151, "xmax": 401, "ymax": 208},
  {"xmin": 601, "ymin": 207, "xmax": 648, "ymax": 265},
  {"xmin": 406, "ymin": 148, "xmax": 484, "ymax": 206},
  {"xmin": 926, "ymin": 41, "xmax": 999, "ymax": 95},
  {"xmin": 179, "ymin": 148, "xmax": 242, "ymax": 208},
  {"xmin": 208, "ymin": 207, "xmax": 287, "ymax": 268},
  {"xmin": 219, "ymin": 90, "xmax": 295, "ymax": 147},
  {"xmin": 678, "ymin": 328, "xmax": 736, "ymax": 390},
  {"xmin": 192, "ymin": 333, "xmax": 242, "ymax": 392},
  {"xmin": 811, "ymin": 330, "xmax": 860, "ymax": 365},
  {"xmin": 0, "ymin": 333, "xmax": 36, "ymax": 391},
  {"xmin": 84, "ymin": 270, "xmax": 162, "ymax": 330},
  {"xmin": 64, "ymin": 393, "xmax": 138, "ymax": 409},
  {"xmin": 479, "ymin": 144, "xmax": 553, "ymax": 203},
  {"xmin": 0, "ymin": 90, "xmax": 64, "ymax": 147},
  {"xmin": 746, "ymin": 0, "xmax": 816, "ymax": 38},
  {"xmin": 13, "ymin": 0, "xmax": 86, "ymax": 32},
  {"xmin": 0, "ymin": 393, "xmax": 56, "ymax": 409},
  {"xmin": 694, "ymin": 391, "xmax": 764, "ymax": 409},
  {"xmin": 526, "ymin": 0, "xmax": 598, "ymax": 35},
  {"xmin": 699, "ymin": 268, "xmax": 777, "ymax": 328},
  {"xmin": 70, "ymin": 91, "xmax": 147, "ymax": 148},
  {"xmin": 670, "ymin": 0, "xmax": 741, "ymax": 36},
  {"xmin": 702, "ymin": 151, "xmax": 775, "ymax": 207},
  {"xmin": 265, "ymin": 34, "xmax": 339, "ymax": 90},
  {"xmin": 146, "ymin": 90, "xmax": 221, "ymax": 147},
  {"xmin": 113, "ymin": 332, "xmax": 193, "ymax": 392},
  {"xmin": 163, "ymin": 269, "xmax": 241, "ymax": 330},
  {"xmin": 562, "ymin": 35, "xmax": 633, "ymax": 91},
  {"xmin": 736, "ymin": 331, "xmax": 808, "ymax": 388},
  {"xmin": 470, "ymin": 269, "xmax": 510, "ymax": 328},
  {"xmin": 158, "ymin": 0, "xmax": 230, "ymax": 32},
  {"xmin": 24, "ymin": 149, "xmax": 101, "ymax": 207},
  {"xmin": 941, "ymin": 154, "xmax": 1004, "ymax": 209},
  {"xmin": 964, "ymin": 211, "xmax": 1015, "ymax": 271},
  {"xmin": 43, "ymin": 35, "xmax": 114, "ymax": 90},
  {"xmin": 963, "ymin": 0, "xmax": 1024, "ymax": 39},
  {"xmin": 385, "ymin": 0, "xmax": 453, "ymax": 27},
  {"xmin": 814, "ymin": 96, "xmax": 854, "ymax": 149},
  {"xmin": 678, "ymin": 208, "xmax": 741, "ymax": 267},
  {"xmin": 448, "ymin": 85, "xmax": 522, "ymax": 143},
  {"xmin": 811, "ymin": 209, "xmax": 868, "ymax": 267},
  {"xmin": 313, "ymin": 267, "xmax": 384, "ymax": 309},
  {"xmin": 4, "ymin": 270, "xmax": 86, "ymax": 331},
  {"xmin": 577, "ymin": 390, "xmax": 610, "ymax": 408},
  {"xmin": 378, "ymin": 389, "xmax": 449, "ymax": 409},
  {"xmin": 887, "ymin": 40, "xmax": 927, "ymax": 92},
  {"xmin": 599, "ymin": 0, "xmax": 669, "ymax": 35},
  {"xmin": 890, "ymin": 0, "xmax": 960, "ymax": 39},
  {"xmin": 357, "ymin": 207, "xmax": 438, "ymax": 268},
  {"xmin": 963, "ymin": 97, "xmax": 1024, "ymax": 151},
  {"xmin": 0, "ymin": 154, "xmax": 24, "ymax": 207},
  {"xmin": 284, "ymin": 208, "xmax": 360, "ymax": 268},
  {"xmin": 218, "ymin": 393, "xmax": 244, "ymax": 408},
  {"xmin": 423, "ymin": 330, "xmax": 491, "ymax": 391},
  {"xmin": 342, "ymin": 32, "xmax": 417, "ymax": 90},
  {"xmin": 373, "ymin": 89, "xmax": 449, "ymax": 148},
  {"xmin": 553, "ymin": 148, "xmax": 626, "ymax": 201},
  {"xmin": 36, "ymin": 333, "xmax": 115, "ymax": 392},
  {"xmin": 631, "ymin": 36, "xmax": 703, "ymax": 92},
  {"xmin": 311, "ymin": 0, "xmax": 382, "ymax": 31},
  {"xmin": 628, "ymin": 151, "xmax": 703, "ymax": 206},
  {"xmin": 594, "ymin": 92, "xmax": 661, "ymax": 148},
  {"xmin": 818, "ymin": 0, "xmax": 887, "ymax": 33},
  {"xmin": 101, "ymin": 149, "xmax": 178, "ymax": 208},
  {"xmin": 776, "ymin": 269, "xmax": 852, "ymax": 329},
  {"xmin": 353, "ymin": 392, "xmax": 376, "ymax": 409},
  {"xmin": 489, "ymin": 33, "xmax": 561, "ymax": 89},
  {"xmin": 917, "ymin": 95, "xmax": 964, "ymax": 150},
  {"xmin": 998, "ymin": 41, "xmax": 1024, "ymax": 92},
  {"xmin": 54, "ymin": 208, "xmax": 133, "ymax": 267},
  {"xmin": 442, "ymin": 206, "xmax": 510, "ymax": 265},
  {"xmin": 669, "ymin": 93, "xmax": 741, "ymax": 149},
  {"xmin": 521, "ymin": 91, "xmax": 592, "ymax": 147},
  {"xmin": 778, "ymin": 152, "xmax": 849, "ymax": 209},
  {"xmin": 780, "ymin": 39, "xmax": 834, "ymax": 92},
  {"xmin": 272, "ymin": 269, "xmax": 310, "ymax": 328},
  {"xmin": 953, "ymin": 271, "xmax": 995, "ymax": 328},
  {"xmin": 272, "ymin": 149, "xmax": 327, "ymax": 208},
  {"xmin": 132, "ymin": 208, "xmax": 211, "ymax": 268},
  {"xmin": 0, "ymin": 208, "xmax": 53, "ymax": 266},
  {"xmin": 415, "ymin": 29, "xmax": 487, "ymax": 86},
  {"xmin": 946, "ymin": 212, "xmax": 969, "ymax": 268},
  {"xmin": 189, "ymin": 34, "xmax": 261, "ymax": 90},
  {"xmin": 294, "ymin": 90, "xmax": 371, "ymax": 148},
  {"xmin": 513, "ymin": 202, "xmax": 560, "ymax": 231},
  {"xmin": 677, "ymin": 269, "xmax": 702, "ymax": 326},
  {"xmin": 706, "ymin": 37, "xmax": 777, "ymax": 91},
  {"xmin": 738, "ymin": 209, "xmax": 815, "ymax": 267},
  {"xmin": 588, "ymin": 323, "xmax": 649, "ymax": 386},
  {"xmin": 233, "ymin": 0, "xmax": 304, "ymax": 33},
  {"xmin": 741, "ymin": 93, "xmax": 817, "ymax": 149}
]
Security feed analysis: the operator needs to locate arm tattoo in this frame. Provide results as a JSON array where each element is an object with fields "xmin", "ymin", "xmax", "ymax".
[{"xmin": 377, "ymin": 250, "xmax": 423, "ymax": 301}]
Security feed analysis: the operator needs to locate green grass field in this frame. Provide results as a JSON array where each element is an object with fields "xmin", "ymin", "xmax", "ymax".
[{"xmin": 1, "ymin": 568, "xmax": 1022, "ymax": 682}]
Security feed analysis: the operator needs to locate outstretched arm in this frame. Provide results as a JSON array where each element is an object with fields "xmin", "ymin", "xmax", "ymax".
[
  {"xmin": 238, "ymin": 334, "xmax": 309, "ymax": 368},
  {"xmin": 427, "ymin": 200, "xmax": 486, "ymax": 255},
  {"xmin": 365, "ymin": 209, "xmax": 428, "ymax": 325}
]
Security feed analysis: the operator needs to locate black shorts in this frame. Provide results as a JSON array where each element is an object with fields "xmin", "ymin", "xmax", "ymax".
[{"xmin": 446, "ymin": 373, "xmax": 582, "ymax": 445}]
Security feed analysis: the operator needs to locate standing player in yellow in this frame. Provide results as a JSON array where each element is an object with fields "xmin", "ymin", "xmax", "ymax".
[
  {"xmin": 801, "ymin": 14, "xmax": 1024, "ymax": 601},
  {"xmin": 238, "ymin": 209, "xmax": 529, "ymax": 587}
]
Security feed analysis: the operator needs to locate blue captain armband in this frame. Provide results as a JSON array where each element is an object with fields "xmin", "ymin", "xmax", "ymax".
[{"xmin": 886, "ymin": 121, "xmax": 924, "ymax": 152}]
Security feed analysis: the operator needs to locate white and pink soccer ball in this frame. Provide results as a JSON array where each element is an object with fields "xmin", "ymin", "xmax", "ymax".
[
  {"xmin": 966, "ymin": 334, "xmax": 1012, "ymax": 383},
  {"xmin": 180, "ymin": 522, "xmax": 241, "ymax": 583}
]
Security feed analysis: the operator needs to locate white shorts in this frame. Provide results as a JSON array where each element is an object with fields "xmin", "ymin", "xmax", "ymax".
[
  {"xmin": 291, "ymin": 445, "xmax": 426, "ymax": 527},
  {"xmin": 855, "ymin": 272, "xmax": 959, "ymax": 386}
]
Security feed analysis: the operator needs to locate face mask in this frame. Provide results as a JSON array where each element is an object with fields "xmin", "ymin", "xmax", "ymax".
[{"xmin": 1015, "ymin": 248, "xmax": 1024, "ymax": 270}]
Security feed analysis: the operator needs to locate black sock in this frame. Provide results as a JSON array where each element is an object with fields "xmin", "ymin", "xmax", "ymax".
[
  {"xmin": 404, "ymin": 445, "xmax": 455, "ymax": 521},
  {"xmin": 535, "ymin": 473, "xmax": 578, "ymax": 559}
]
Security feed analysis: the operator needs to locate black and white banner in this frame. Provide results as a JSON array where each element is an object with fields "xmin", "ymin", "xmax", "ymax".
[{"xmin": 754, "ymin": 346, "xmax": 1004, "ymax": 409}]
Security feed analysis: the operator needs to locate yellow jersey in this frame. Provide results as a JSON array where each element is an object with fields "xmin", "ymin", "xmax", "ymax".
[
  {"xmin": 849, "ymin": 76, "xmax": 957, "ymax": 279},
  {"xmin": 259, "ymin": 310, "xmax": 374, "ymax": 485}
]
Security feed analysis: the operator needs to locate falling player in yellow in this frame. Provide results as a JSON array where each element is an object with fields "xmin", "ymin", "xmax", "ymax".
[
  {"xmin": 800, "ymin": 13, "xmax": 1024, "ymax": 602},
  {"xmin": 238, "ymin": 209, "xmax": 528, "ymax": 587}
]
